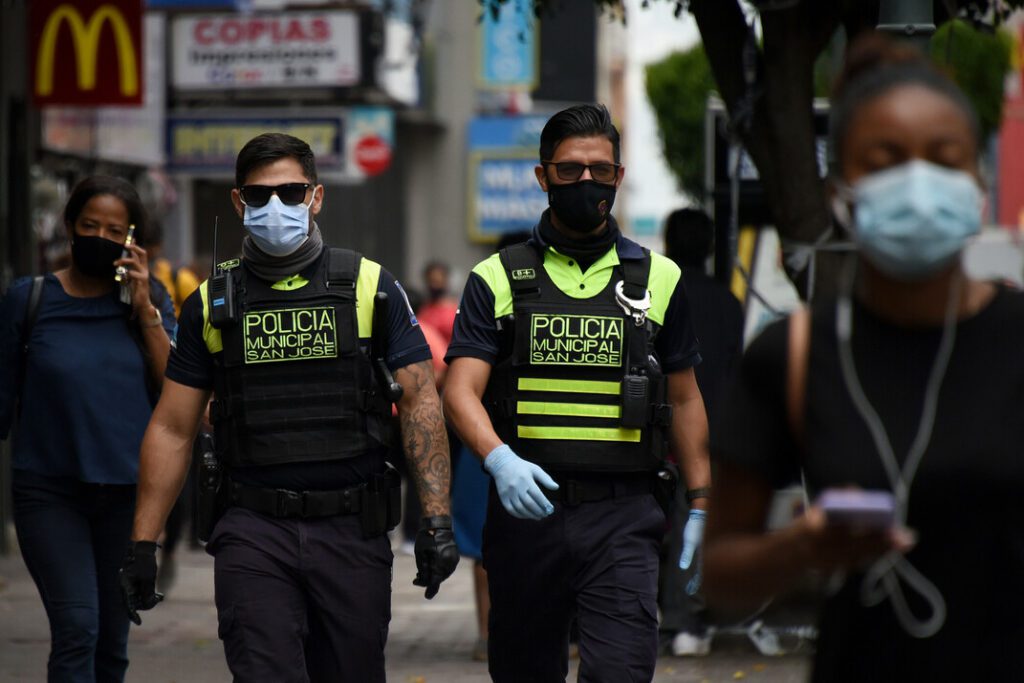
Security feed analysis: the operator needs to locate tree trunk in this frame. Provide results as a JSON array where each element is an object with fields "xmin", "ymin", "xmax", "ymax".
[{"xmin": 691, "ymin": 0, "xmax": 848, "ymax": 301}]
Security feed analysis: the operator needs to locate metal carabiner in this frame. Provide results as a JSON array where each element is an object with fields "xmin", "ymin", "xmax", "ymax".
[{"xmin": 614, "ymin": 280, "xmax": 651, "ymax": 327}]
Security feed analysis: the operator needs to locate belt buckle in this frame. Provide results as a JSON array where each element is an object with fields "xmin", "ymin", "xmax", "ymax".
[{"xmin": 276, "ymin": 489, "xmax": 304, "ymax": 517}]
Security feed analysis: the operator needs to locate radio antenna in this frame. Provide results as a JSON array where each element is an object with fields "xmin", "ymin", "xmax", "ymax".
[{"xmin": 212, "ymin": 216, "xmax": 219, "ymax": 274}]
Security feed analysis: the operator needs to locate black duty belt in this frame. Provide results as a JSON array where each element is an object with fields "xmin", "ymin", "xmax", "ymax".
[
  {"xmin": 542, "ymin": 474, "xmax": 654, "ymax": 506},
  {"xmin": 228, "ymin": 480, "xmax": 365, "ymax": 518}
]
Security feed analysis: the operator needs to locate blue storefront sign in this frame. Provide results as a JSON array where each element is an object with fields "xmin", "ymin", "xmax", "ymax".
[
  {"xmin": 467, "ymin": 115, "xmax": 548, "ymax": 242},
  {"xmin": 166, "ymin": 115, "xmax": 343, "ymax": 171},
  {"xmin": 478, "ymin": 2, "xmax": 538, "ymax": 90}
]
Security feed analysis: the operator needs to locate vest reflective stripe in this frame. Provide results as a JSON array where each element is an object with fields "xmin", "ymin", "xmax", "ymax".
[
  {"xmin": 517, "ymin": 377, "xmax": 620, "ymax": 394},
  {"xmin": 517, "ymin": 401, "xmax": 622, "ymax": 419},
  {"xmin": 517, "ymin": 425, "xmax": 642, "ymax": 442}
]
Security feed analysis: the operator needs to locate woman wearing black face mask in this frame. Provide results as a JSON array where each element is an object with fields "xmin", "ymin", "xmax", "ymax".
[{"xmin": 0, "ymin": 175, "xmax": 175, "ymax": 682}]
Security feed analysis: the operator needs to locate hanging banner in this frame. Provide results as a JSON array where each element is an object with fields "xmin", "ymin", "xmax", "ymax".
[{"xmin": 31, "ymin": 0, "xmax": 145, "ymax": 106}]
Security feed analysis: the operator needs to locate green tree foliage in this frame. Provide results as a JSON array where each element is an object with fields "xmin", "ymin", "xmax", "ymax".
[
  {"xmin": 644, "ymin": 44, "xmax": 715, "ymax": 199},
  {"xmin": 646, "ymin": 40, "xmax": 838, "ymax": 198},
  {"xmin": 930, "ymin": 20, "xmax": 1014, "ymax": 140}
]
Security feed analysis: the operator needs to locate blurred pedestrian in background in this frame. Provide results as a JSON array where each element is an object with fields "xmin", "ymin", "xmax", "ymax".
[
  {"xmin": 0, "ymin": 175, "xmax": 175, "ymax": 682},
  {"xmin": 147, "ymin": 220, "xmax": 200, "ymax": 318},
  {"xmin": 416, "ymin": 260, "xmax": 459, "ymax": 345},
  {"xmin": 704, "ymin": 34, "xmax": 1024, "ymax": 681},
  {"xmin": 659, "ymin": 208, "xmax": 743, "ymax": 656}
]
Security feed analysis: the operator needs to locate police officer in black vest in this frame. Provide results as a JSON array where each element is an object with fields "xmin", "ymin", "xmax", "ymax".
[
  {"xmin": 444, "ymin": 105, "xmax": 712, "ymax": 681},
  {"xmin": 119, "ymin": 133, "xmax": 458, "ymax": 681}
]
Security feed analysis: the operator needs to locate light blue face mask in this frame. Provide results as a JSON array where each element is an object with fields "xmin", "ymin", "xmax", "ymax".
[
  {"xmin": 850, "ymin": 160, "xmax": 982, "ymax": 281},
  {"xmin": 243, "ymin": 193, "xmax": 313, "ymax": 257}
]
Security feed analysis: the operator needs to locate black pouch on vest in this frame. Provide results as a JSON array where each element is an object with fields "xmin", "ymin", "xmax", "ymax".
[
  {"xmin": 193, "ymin": 432, "xmax": 224, "ymax": 543},
  {"xmin": 382, "ymin": 463, "xmax": 402, "ymax": 532},
  {"xmin": 621, "ymin": 374, "xmax": 650, "ymax": 428}
]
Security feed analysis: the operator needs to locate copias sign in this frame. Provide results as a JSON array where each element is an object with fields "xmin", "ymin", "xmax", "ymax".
[{"xmin": 31, "ymin": 0, "xmax": 143, "ymax": 106}]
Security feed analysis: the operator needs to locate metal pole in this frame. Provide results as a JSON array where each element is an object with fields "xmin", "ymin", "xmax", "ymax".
[{"xmin": 876, "ymin": 0, "xmax": 936, "ymax": 52}]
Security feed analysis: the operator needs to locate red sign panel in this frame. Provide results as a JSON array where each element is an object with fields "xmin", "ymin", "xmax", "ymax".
[
  {"xmin": 354, "ymin": 136, "xmax": 392, "ymax": 177},
  {"xmin": 30, "ymin": 0, "xmax": 144, "ymax": 107}
]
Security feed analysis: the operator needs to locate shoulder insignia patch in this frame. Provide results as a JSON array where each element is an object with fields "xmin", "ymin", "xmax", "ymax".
[
  {"xmin": 511, "ymin": 268, "xmax": 535, "ymax": 281},
  {"xmin": 217, "ymin": 258, "xmax": 240, "ymax": 271}
]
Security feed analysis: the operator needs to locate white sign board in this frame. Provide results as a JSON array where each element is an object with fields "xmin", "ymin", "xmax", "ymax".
[{"xmin": 172, "ymin": 11, "xmax": 360, "ymax": 90}]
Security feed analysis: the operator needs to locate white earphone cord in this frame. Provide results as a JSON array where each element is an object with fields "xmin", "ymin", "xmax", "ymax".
[{"xmin": 835, "ymin": 260, "xmax": 960, "ymax": 638}]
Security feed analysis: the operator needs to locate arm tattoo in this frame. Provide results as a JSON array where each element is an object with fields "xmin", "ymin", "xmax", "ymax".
[{"xmin": 398, "ymin": 360, "xmax": 451, "ymax": 517}]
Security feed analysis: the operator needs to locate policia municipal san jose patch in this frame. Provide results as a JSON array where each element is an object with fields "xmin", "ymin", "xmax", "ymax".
[
  {"xmin": 529, "ymin": 313, "xmax": 624, "ymax": 367},
  {"xmin": 243, "ymin": 306, "xmax": 339, "ymax": 364}
]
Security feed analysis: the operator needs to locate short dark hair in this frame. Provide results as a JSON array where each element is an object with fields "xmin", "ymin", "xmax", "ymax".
[
  {"xmin": 830, "ymin": 33, "xmax": 980, "ymax": 171},
  {"xmin": 539, "ymin": 104, "xmax": 620, "ymax": 163},
  {"xmin": 64, "ymin": 175, "xmax": 149, "ymax": 246},
  {"xmin": 664, "ymin": 208, "xmax": 714, "ymax": 268},
  {"xmin": 235, "ymin": 133, "xmax": 318, "ymax": 188}
]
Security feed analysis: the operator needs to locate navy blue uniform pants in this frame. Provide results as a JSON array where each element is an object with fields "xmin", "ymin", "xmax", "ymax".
[
  {"xmin": 12, "ymin": 469, "xmax": 135, "ymax": 683},
  {"xmin": 483, "ymin": 485, "xmax": 664, "ymax": 683},
  {"xmin": 207, "ymin": 507, "xmax": 392, "ymax": 683}
]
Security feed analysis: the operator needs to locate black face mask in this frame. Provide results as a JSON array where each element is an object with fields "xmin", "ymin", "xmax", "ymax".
[
  {"xmin": 548, "ymin": 180, "xmax": 617, "ymax": 233},
  {"xmin": 71, "ymin": 235, "xmax": 124, "ymax": 279},
  {"xmin": 427, "ymin": 286, "xmax": 446, "ymax": 301}
]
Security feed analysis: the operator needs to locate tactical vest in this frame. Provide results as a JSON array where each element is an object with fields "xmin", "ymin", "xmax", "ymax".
[
  {"xmin": 210, "ymin": 249, "xmax": 392, "ymax": 468},
  {"xmin": 484, "ymin": 243, "xmax": 672, "ymax": 473}
]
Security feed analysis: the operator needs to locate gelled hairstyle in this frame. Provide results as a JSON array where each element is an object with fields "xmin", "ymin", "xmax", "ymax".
[
  {"xmin": 235, "ymin": 132, "xmax": 318, "ymax": 188},
  {"xmin": 63, "ymin": 175, "xmax": 149, "ymax": 246},
  {"xmin": 829, "ymin": 33, "xmax": 980, "ymax": 171},
  {"xmin": 539, "ymin": 104, "xmax": 621, "ymax": 163}
]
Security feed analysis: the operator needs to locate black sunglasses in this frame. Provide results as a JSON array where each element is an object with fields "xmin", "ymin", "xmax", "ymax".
[
  {"xmin": 238, "ymin": 183, "xmax": 311, "ymax": 208},
  {"xmin": 542, "ymin": 161, "xmax": 620, "ymax": 184}
]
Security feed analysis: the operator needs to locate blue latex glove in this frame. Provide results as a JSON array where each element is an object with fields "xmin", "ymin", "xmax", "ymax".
[
  {"xmin": 483, "ymin": 444, "xmax": 559, "ymax": 520},
  {"xmin": 678, "ymin": 509, "xmax": 707, "ymax": 571}
]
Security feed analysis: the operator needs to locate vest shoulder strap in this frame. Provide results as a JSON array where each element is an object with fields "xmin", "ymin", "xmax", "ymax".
[
  {"xmin": 498, "ymin": 243, "xmax": 542, "ymax": 300},
  {"xmin": 327, "ymin": 248, "xmax": 362, "ymax": 297},
  {"xmin": 619, "ymin": 250, "xmax": 652, "ymax": 300},
  {"xmin": 17, "ymin": 276, "xmax": 46, "ymax": 407},
  {"xmin": 21, "ymin": 276, "xmax": 45, "ymax": 356}
]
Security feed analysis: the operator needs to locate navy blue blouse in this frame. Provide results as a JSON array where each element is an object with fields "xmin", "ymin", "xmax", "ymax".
[{"xmin": 0, "ymin": 274, "xmax": 176, "ymax": 484}]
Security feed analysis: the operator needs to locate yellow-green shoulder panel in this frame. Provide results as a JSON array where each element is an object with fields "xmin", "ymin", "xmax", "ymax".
[
  {"xmin": 198, "ymin": 280, "xmax": 223, "ymax": 354},
  {"xmin": 357, "ymin": 257, "xmax": 382, "ymax": 338},
  {"xmin": 647, "ymin": 252, "xmax": 682, "ymax": 326},
  {"xmin": 472, "ymin": 253, "xmax": 513, "ymax": 318}
]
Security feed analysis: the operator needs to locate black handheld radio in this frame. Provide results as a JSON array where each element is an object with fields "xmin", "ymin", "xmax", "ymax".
[{"xmin": 208, "ymin": 217, "xmax": 238, "ymax": 328}]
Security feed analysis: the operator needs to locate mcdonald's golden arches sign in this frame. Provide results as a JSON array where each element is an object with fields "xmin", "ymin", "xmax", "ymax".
[{"xmin": 30, "ymin": 0, "xmax": 143, "ymax": 106}]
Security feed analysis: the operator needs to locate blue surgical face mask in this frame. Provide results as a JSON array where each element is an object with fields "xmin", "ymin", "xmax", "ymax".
[
  {"xmin": 848, "ymin": 160, "xmax": 982, "ymax": 281},
  {"xmin": 243, "ymin": 193, "xmax": 313, "ymax": 257}
]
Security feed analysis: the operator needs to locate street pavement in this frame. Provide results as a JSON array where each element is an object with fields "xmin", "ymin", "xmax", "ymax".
[{"xmin": 0, "ymin": 536, "xmax": 810, "ymax": 682}]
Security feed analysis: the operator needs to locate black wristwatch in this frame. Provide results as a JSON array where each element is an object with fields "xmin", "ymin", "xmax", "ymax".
[{"xmin": 685, "ymin": 487, "xmax": 711, "ymax": 504}]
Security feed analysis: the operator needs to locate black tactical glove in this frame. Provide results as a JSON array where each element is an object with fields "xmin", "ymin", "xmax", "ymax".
[
  {"xmin": 413, "ymin": 515, "xmax": 460, "ymax": 600},
  {"xmin": 119, "ymin": 540, "xmax": 164, "ymax": 625}
]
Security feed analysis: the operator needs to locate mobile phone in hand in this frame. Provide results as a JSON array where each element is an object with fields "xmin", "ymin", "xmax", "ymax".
[{"xmin": 816, "ymin": 489, "xmax": 896, "ymax": 529}]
